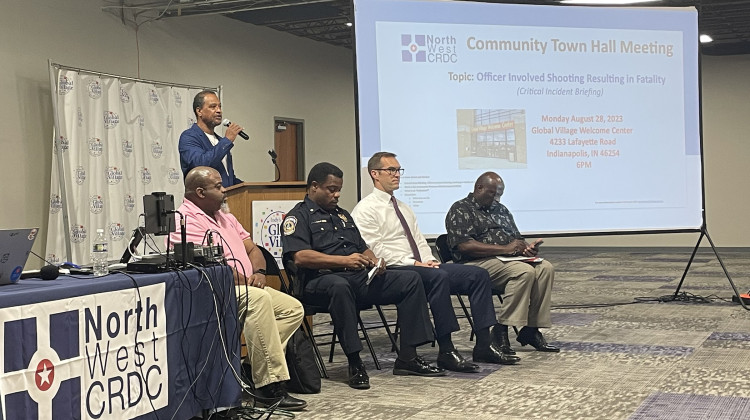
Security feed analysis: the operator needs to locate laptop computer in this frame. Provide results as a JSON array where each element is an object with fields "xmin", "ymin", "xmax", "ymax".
[{"xmin": 0, "ymin": 228, "xmax": 39, "ymax": 285}]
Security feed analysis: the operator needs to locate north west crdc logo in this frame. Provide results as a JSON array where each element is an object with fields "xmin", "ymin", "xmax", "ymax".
[
  {"xmin": 401, "ymin": 34, "xmax": 458, "ymax": 63},
  {"xmin": 0, "ymin": 284, "xmax": 168, "ymax": 419}
]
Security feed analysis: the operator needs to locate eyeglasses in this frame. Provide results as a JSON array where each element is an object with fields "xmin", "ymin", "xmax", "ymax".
[{"xmin": 373, "ymin": 167, "xmax": 404, "ymax": 176}]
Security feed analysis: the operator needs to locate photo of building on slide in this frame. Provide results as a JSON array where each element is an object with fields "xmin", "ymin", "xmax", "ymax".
[{"xmin": 456, "ymin": 109, "xmax": 527, "ymax": 170}]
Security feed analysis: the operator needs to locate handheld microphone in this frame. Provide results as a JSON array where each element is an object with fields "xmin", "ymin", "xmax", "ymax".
[{"xmin": 222, "ymin": 119, "xmax": 249, "ymax": 140}]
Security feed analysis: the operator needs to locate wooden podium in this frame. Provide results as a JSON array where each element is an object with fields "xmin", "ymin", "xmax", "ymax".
[
  {"xmin": 224, "ymin": 181, "xmax": 307, "ymax": 292},
  {"xmin": 224, "ymin": 181, "xmax": 307, "ymax": 231}
]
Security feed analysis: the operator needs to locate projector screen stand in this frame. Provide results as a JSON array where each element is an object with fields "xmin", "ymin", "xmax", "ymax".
[{"xmin": 670, "ymin": 225, "xmax": 747, "ymax": 309}]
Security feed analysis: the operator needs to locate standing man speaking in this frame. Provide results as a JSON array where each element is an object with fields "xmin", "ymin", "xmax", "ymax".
[{"xmin": 179, "ymin": 90, "xmax": 245, "ymax": 187}]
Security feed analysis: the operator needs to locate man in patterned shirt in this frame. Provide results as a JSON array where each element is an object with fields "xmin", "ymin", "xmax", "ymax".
[{"xmin": 445, "ymin": 172, "xmax": 559, "ymax": 354}]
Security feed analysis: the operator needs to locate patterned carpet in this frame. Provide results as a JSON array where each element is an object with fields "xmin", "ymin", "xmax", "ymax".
[{"xmin": 249, "ymin": 248, "xmax": 750, "ymax": 419}]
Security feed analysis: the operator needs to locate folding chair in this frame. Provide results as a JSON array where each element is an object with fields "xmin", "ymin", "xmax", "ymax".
[
  {"xmin": 434, "ymin": 234, "xmax": 518, "ymax": 340},
  {"xmin": 281, "ymin": 255, "xmax": 399, "ymax": 371}
]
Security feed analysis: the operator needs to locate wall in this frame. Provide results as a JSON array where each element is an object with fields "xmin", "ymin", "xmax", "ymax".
[
  {"xmin": 2, "ymin": 0, "xmax": 749, "ymax": 270},
  {"xmin": 1, "ymin": 0, "xmax": 356, "ymax": 268}
]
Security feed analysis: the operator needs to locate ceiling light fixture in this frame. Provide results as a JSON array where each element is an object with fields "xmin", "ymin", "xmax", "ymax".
[{"xmin": 699, "ymin": 34, "xmax": 713, "ymax": 43}]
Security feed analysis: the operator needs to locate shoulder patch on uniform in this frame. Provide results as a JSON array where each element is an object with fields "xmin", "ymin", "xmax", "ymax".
[{"xmin": 283, "ymin": 216, "xmax": 298, "ymax": 235}]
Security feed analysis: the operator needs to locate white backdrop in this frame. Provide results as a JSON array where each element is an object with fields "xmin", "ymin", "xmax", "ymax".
[{"xmin": 46, "ymin": 63, "xmax": 220, "ymax": 264}]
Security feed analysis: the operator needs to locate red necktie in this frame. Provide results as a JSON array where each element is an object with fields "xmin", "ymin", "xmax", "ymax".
[{"xmin": 391, "ymin": 195, "xmax": 421, "ymax": 262}]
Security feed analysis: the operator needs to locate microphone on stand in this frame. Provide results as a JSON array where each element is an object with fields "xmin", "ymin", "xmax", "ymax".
[
  {"xmin": 269, "ymin": 149, "xmax": 280, "ymax": 182},
  {"xmin": 21, "ymin": 251, "xmax": 62, "ymax": 280},
  {"xmin": 222, "ymin": 119, "xmax": 250, "ymax": 140}
]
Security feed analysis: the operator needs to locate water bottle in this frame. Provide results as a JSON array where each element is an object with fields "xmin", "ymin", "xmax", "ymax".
[{"xmin": 92, "ymin": 229, "xmax": 109, "ymax": 276}]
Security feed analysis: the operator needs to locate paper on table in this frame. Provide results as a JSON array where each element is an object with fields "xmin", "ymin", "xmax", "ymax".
[{"xmin": 496, "ymin": 255, "xmax": 544, "ymax": 263}]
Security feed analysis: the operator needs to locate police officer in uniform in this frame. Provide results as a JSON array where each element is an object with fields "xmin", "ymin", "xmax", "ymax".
[{"xmin": 282, "ymin": 162, "xmax": 444, "ymax": 390}]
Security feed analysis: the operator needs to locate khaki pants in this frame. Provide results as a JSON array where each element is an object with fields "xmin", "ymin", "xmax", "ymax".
[
  {"xmin": 464, "ymin": 258, "xmax": 554, "ymax": 328},
  {"xmin": 236, "ymin": 286, "xmax": 303, "ymax": 388}
]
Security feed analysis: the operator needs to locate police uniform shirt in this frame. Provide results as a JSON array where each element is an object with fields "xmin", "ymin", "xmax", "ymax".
[{"xmin": 282, "ymin": 196, "xmax": 368, "ymax": 279}]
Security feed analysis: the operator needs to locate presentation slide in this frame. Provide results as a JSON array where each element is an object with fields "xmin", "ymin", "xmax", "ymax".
[{"xmin": 354, "ymin": 0, "xmax": 702, "ymax": 237}]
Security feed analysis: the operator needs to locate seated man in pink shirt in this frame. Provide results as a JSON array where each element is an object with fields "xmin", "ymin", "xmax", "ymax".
[{"xmin": 169, "ymin": 166, "xmax": 307, "ymax": 412}]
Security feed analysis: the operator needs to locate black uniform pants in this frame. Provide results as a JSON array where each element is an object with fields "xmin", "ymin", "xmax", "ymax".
[
  {"xmin": 303, "ymin": 269, "xmax": 434, "ymax": 355},
  {"xmin": 392, "ymin": 263, "xmax": 497, "ymax": 338}
]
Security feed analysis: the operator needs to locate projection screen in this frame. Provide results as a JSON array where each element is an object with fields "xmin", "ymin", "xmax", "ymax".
[{"xmin": 354, "ymin": 0, "xmax": 702, "ymax": 237}]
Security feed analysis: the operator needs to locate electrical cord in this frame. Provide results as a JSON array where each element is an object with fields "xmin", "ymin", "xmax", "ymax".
[
  {"xmin": 196, "ymin": 262, "xmax": 290, "ymax": 419},
  {"xmin": 117, "ymin": 270, "xmax": 164, "ymax": 420}
]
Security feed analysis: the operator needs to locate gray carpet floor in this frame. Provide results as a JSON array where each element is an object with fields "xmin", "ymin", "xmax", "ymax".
[{"xmin": 252, "ymin": 248, "xmax": 750, "ymax": 419}]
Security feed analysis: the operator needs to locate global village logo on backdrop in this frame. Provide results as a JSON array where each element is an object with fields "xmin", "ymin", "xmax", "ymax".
[
  {"xmin": 174, "ymin": 91, "xmax": 182, "ymax": 107},
  {"xmin": 122, "ymin": 138, "xmax": 134, "ymax": 157},
  {"xmin": 50, "ymin": 194, "xmax": 62, "ymax": 214},
  {"xmin": 141, "ymin": 168, "xmax": 152, "ymax": 184},
  {"xmin": 109, "ymin": 222, "xmax": 126, "ymax": 241},
  {"xmin": 89, "ymin": 195, "xmax": 104, "ymax": 214},
  {"xmin": 258, "ymin": 211, "xmax": 286, "ymax": 260},
  {"xmin": 124, "ymin": 194, "xmax": 136, "ymax": 212},
  {"xmin": 87, "ymin": 80, "xmax": 102, "ymax": 99},
  {"xmin": 46, "ymin": 253, "xmax": 61, "ymax": 265},
  {"xmin": 166, "ymin": 116, "xmax": 173, "ymax": 131},
  {"xmin": 106, "ymin": 166, "xmax": 123, "ymax": 185},
  {"xmin": 58, "ymin": 75, "xmax": 74, "ymax": 94},
  {"xmin": 187, "ymin": 117, "xmax": 196, "ymax": 128},
  {"xmin": 148, "ymin": 89, "xmax": 160, "ymax": 105},
  {"xmin": 151, "ymin": 141, "xmax": 163, "ymax": 159},
  {"xmin": 77, "ymin": 107, "xmax": 84, "ymax": 127},
  {"xmin": 88, "ymin": 137, "xmax": 104, "ymax": 157},
  {"xmin": 120, "ymin": 87, "xmax": 131, "ymax": 103},
  {"xmin": 71, "ymin": 224, "xmax": 87, "ymax": 243},
  {"xmin": 104, "ymin": 111, "xmax": 120, "ymax": 129},
  {"xmin": 75, "ymin": 166, "xmax": 87, "ymax": 185},
  {"xmin": 167, "ymin": 168, "xmax": 181, "ymax": 185},
  {"xmin": 54, "ymin": 136, "xmax": 69, "ymax": 154}
]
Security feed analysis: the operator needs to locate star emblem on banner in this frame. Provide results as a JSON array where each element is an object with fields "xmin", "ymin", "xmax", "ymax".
[{"xmin": 35, "ymin": 359, "xmax": 55, "ymax": 391}]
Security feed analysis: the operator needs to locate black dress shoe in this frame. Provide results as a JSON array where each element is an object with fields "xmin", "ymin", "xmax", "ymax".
[
  {"xmin": 516, "ymin": 327, "xmax": 560, "ymax": 353},
  {"xmin": 436, "ymin": 350, "xmax": 480, "ymax": 373},
  {"xmin": 348, "ymin": 362, "xmax": 371, "ymax": 389},
  {"xmin": 393, "ymin": 356, "xmax": 447, "ymax": 376},
  {"xmin": 254, "ymin": 382, "xmax": 308, "ymax": 411},
  {"xmin": 473, "ymin": 343, "xmax": 521, "ymax": 365},
  {"xmin": 491, "ymin": 324, "xmax": 516, "ymax": 355}
]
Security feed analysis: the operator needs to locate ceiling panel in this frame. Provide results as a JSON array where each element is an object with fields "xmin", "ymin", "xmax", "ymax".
[{"xmin": 103, "ymin": 0, "xmax": 750, "ymax": 54}]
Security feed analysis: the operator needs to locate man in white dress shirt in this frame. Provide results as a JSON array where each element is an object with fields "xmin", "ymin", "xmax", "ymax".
[{"xmin": 352, "ymin": 152, "xmax": 520, "ymax": 368}]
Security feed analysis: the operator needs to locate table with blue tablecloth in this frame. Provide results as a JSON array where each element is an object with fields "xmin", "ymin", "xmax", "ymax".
[{"xmin": 0, "ymin": 266, "xmax": 241, "ymax": 419}]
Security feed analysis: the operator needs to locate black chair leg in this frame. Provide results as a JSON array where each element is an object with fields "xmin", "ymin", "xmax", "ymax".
[
  {"xmin": 329, "ymin": 326, "xmax": 338, "ymax": 363},
  {"xmin": 303, "ymin": 318, "xmax": 328, "ymax": 378},
  {"xmin": 375, "ymin": 305, "xmax": 400, "ymax": 355},
  {"xmin": 493, "ymin": 292, "xmax": 520, "ymax": 336},
  {"xmin": 456, "ymin": 294, "xmax": 476, "ymax": 341},
  {"xmin": 358, "ymin": 315, "xmax": 381, "ymax": 370}
]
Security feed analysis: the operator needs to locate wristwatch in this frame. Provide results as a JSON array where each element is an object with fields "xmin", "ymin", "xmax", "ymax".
[{"xmin": 254, "ymin": 268, "xmax": 267, "ymax": 275}]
